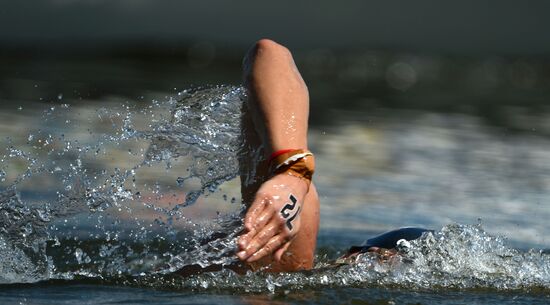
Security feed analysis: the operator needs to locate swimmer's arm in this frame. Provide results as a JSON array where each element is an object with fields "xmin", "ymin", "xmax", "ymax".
[
  {"xmin": 238, "ymin": 39, "xmax": 311, "ymax": 263},
  {"xmin": 242, "ymin": 39, "xmax": 310, "ymax": 154}
]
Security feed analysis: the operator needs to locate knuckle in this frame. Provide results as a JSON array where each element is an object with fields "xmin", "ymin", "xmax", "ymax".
[
  {"xmin": 247, "ymin": 242, "xmax": 259, "ymax": 252},
  {"xmin": 258, "ymin": 230, "xmax": 269, "ymax": 240},
  {"xmin": 252, "ymin": 221, "xmax": 262, "ymax": 230},
  {"xmin": 256, "ymin": 191, "xmax": 269, "ymax": 199}
]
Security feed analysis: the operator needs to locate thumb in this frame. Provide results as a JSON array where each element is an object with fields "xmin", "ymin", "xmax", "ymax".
[{"xmin": 274, "ymin": 241, "xmax": 292, "ymax": 262}]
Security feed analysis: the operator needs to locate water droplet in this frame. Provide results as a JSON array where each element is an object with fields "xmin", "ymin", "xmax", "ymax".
[
  {"xmin": 74, "ymin": 248, "xmax": 84, "ymax": 264},
  {"xmin": 36, "ymin": 209, "xmax": 51, "ymax": 222}
]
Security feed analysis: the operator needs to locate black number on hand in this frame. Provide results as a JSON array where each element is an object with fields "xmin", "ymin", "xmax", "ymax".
[{"xmin": 280, "ymin": 194, "xmax": 301, "ymax": 230}]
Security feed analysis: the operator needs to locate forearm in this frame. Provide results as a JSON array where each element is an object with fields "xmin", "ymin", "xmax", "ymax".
[
  {"xmin": 243, "ymin": 39, "xmax": 310, "ymax": 155},
  {"xmin": 237, "ymin": 39, "xmax": 319, "ymax": 268}
]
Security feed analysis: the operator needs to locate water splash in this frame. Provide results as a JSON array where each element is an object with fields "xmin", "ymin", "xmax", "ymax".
[
  {"xmin": 383, "ymin": 223, "xmax": 549, "ymax": 290},
  {"xmin": 1, "ymin": 86, "xmax": 549, "ymax": 295},
  {"xmin": 0, "ymin": 85, "xmax": 246, "ymax": 283},
  {"xmin": 0, "ymin": 190, "xmax": 51, "ymax": 283},
  {"xmin": 145, "ymin": 85, "xmax": 245, "ymax": 207},
  {"xmin": 142, "ymin": 224, "xmax": 549, "ymax": 293}
]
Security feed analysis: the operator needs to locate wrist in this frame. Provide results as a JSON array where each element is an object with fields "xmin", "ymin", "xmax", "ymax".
[
  {"xmin": 269, "ymin": 149, "xmax": 315, "ymax": 188},
  {"xmin": 274, "ymin": 171, "xmax": 310, "ymax": 193}
]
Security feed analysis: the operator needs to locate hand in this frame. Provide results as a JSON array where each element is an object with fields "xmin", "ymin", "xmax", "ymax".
[{"xmin": 237, "ymin": 173, "xmax": 309, "ymax": 263}]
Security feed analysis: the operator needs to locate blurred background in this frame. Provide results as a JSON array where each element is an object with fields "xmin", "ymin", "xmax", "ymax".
[
  {"xmin": 1, "ymin": 0, "xmax": 550, "ymax": 250},
  {"xmin": 2, "ymin": 0, "xmax": 550, "ymax": 125}
]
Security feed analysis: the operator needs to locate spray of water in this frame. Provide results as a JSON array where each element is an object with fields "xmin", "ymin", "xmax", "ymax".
[
  {"xmin": 0, "ymin": 85, "xmax": 246, "ymax": 283},
  {"xmin": 0, "ymin": 86, "xmax": 549, "ymax": 294},
  {"xmin": 140, "ymin": 224, "xmax": 549, "ymax": 293}
]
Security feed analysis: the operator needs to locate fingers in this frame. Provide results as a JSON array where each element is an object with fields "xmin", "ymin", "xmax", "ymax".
[
  {"xmin": 239, "ymin": 208, "xmax": 274, "ymax": 250},
  {"xmin": 243, "ymin": 197, "xmax": 267, "ymax": 231},
  {"xmin": 247, "ymin": 235, "xmax": 288, "ymax": 263},
  {"xmin": 239, "ymin": 196, "xmax": 271, "ymax": 251},
  {"xmin": 237, "ymin": 176, "xmax": 307, "ymax": 264},
  {"xmin": 250, "ymin": 209, "xmax": 274, "ymax": 235},
  {"xmin": 237, "ymin": 219, "xmax": 281, "ymax": 262}
]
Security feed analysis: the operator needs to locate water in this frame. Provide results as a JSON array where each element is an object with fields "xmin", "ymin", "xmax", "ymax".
[{"xmin": 1, "ymin": 83, "xmax": 550, "ymax": 304}]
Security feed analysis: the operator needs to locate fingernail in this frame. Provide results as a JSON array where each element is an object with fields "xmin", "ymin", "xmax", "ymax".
[{"xmin": 237, "ymin": 251, "xmax": 247, "ymax": 260}]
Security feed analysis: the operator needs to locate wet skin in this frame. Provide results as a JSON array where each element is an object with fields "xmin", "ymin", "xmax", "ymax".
[
  {"xmin": 175, "ymin": 39, "xmax": 429, "ymax": 275},
  {"xmin": 236, "ymin": 39, "xmax": 319, "ymax": 271},
  {"xmin": 176, "ymin": 40, "xmax": 319, "ymax": 276},
  {"xmin": 173, "ymin": 39, "xmax": 319, "ymax": 276}
]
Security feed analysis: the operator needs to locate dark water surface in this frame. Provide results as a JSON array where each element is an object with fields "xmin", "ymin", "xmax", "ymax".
[
  {"xmin": 1, "ymin": 55, "xmax": 550, "ymax": 304},
  {"xmin": 2, "ymin": 284, "xmax": 550, "ymax": 305}
]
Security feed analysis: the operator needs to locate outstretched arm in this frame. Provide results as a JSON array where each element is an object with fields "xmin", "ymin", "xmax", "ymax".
[{"xmin": 237, "ymin": 39, "xmax": 314, "ymax": 264}]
